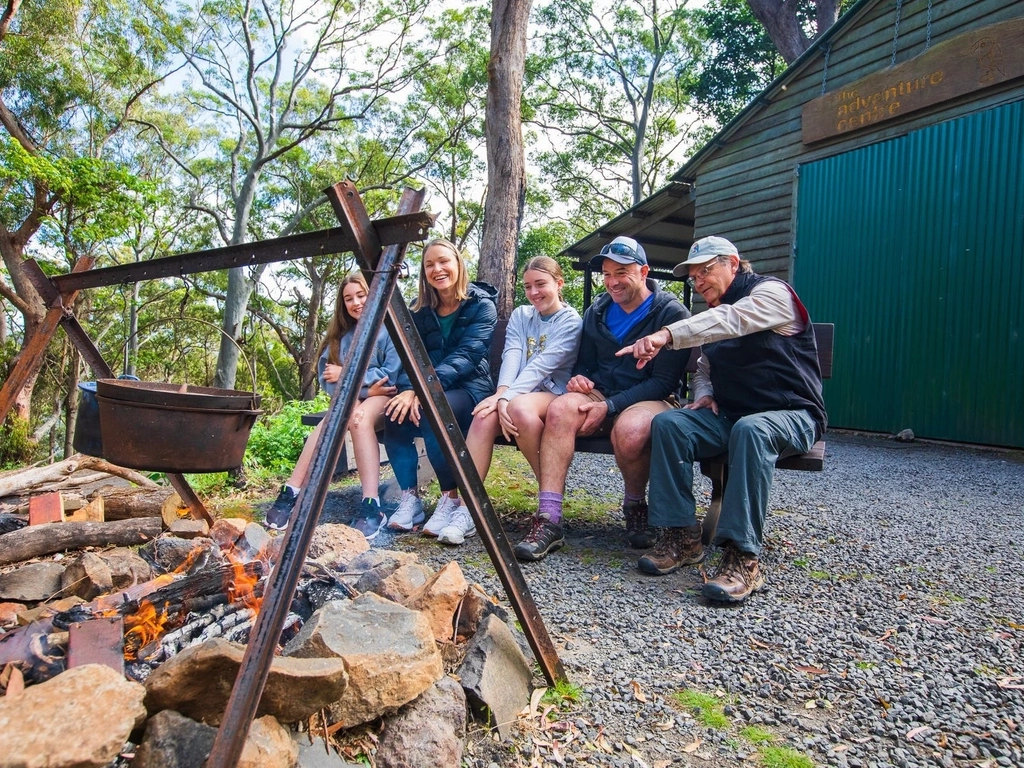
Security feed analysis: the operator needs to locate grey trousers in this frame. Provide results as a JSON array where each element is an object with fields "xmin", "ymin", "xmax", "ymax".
[{"xmin": 647, "ymin": 407, "xmax": 817, "ymax": 555}]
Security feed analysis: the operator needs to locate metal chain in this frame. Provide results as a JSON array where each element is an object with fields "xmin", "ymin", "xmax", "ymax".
[
  {"xmin": 926, "ymin": 0, "xmax": 933, "ymax": 49},
  {"xmin": 891, "ymin": 0, "xmax": 903, "ymax": 67},
  {"xmin": 821, "ymin": 43, "xmax": 832, "ymax": 94}
]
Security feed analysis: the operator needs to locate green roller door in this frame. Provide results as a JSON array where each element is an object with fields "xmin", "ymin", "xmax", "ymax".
[{"xmin": 795, "ymin": 99, "xmax": 1024, "ymax": 448}]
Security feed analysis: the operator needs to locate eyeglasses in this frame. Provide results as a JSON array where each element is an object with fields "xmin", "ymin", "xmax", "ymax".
[
  {"xmin": 685, "ymin": 257, "xmax": 725, "ymax": 287},
  {"xmin": 600, "ymin": 241, "xmax": 640, "ymax": 262}
]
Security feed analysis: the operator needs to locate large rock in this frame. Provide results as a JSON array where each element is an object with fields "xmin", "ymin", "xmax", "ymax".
[
  {"xmin": 457, "ymin": 614, "xmax": 532, "ymax": 740},
  {"xmin": 455, "ymin": 584, "xmax": 509, "ymax": 642},
  {"xmin": 134, "ymin": 709, "xmax": 299, "ymax": 768},
  {"xmin": 209, "ymin": 517, "xmax": 248, "ymax": 550},
  {"xmin": 60, "ymin": 551, "xmax": 113, "ymax": 600},
  {"xmin": 372, "ymin": 563, "xmax": 433, "ymax": 603},
  {"xmin": 402, "ymin": 561, "xmax": 468, "ymax": 643},
  {"xmin": 0, "ymin": 561, "xmax": 65, "ymax": 601},
  {"xmin": 346, "ymin": 549, "xmax": 417, "ymax": 590},
  {"xmin": 140, "ymin": 536, "xmax": 221, "ymax": 573},
  {"xmin": 0, "ymin": 663, "xmax": 147, "ymax": 768},
  {"xmin": 376, "ymin": 676, "xmax": 467, "ymax": 768},
  {"xmin": 284, "ymin": 593, "xmax": 443, "ymax": 727},
  {"xmin": 144, "ymin": 637, "xmax": 348, "ymax": 726},
  {"xmin": 98, "ymin": 547, "xmax": 153, "ymax": 589},
  {"xmin": 307, "ymin": 523, "xmax": 369, "ymax": 568}
]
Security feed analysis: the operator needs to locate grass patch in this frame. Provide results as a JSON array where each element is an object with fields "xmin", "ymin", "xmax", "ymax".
[
  {"xmin": 761, "ymin": 745, "xmax": 815, "ymax": 768},
  {"xmin": 486, "ymin": 447, "xmax": 539, "ymax": 515},
  {"xmin": 673, "ymin": 689, "xmax": 730, "ymax": 729},
  {"xmin": 740, "ymin": 726, "xmax": 776, "ymax": 744},
  {"xmin": 540, "ymin": 679, "xmax": 583, "ymax": 711}
]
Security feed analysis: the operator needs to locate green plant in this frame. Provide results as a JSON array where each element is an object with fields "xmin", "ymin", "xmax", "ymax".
[
  {"xmin": 540, "ymin": 679, "xmax": 583, "ymax": 710},
  {"xmin": 740, "ymin": 726, "xmax": 776, "ymax": 745},
  {"xmin": 244, "ymin": 395, "xmax": 329, "ymax": 474},
  {"xmin": 760, "ymin": 745, "xmax": 814, "ymax": 768},
  {"xmin": 673, "ymin": 689, "xmax": 730, "ymax": 729},
  {"xmin": 0, "ymin": 415, "xmax": 36, "ymax": 470}
]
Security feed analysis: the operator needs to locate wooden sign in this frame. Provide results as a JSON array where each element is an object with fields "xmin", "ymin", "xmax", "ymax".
[{"xmin": 803, "ymin": 17, "xmax": 1024, "ymax": 144}]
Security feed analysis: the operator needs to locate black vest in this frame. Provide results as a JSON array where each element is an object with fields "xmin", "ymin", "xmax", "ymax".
[{"xmin": 703, "ymin": 271, "xmax": 827, "ymax": 439}]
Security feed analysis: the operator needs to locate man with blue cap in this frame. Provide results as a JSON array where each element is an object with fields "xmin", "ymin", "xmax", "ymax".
[
  {"xmin": 617, "ymin": 235, "xmax": 826, "ymax": 603},
  {"xmin": 513, "ymin": 236, "xmax": 691, "ymax": 561}
]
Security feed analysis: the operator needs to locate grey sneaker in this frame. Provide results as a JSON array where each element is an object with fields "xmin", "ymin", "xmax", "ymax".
[
  {"xmin": 514, "ymin": 513, "xmax": 564, "ymax": 562},
  {"xmin": 349, "ymin": 498, "xmax": 387, "ymax": 541},
  {"xmin": 438, "ymin": 506, "xmax": 476, "ymax": 545},
  {"xmin": 388, "ymin": 492, "xmax": 425, "ymax": 531},
  {"xmin": 265, "ymin": 486, "xmax": 297, "ymax": 530},
  {"xmin": 422, "ymin": 494, "xmax": 459, "ymax": 537}
]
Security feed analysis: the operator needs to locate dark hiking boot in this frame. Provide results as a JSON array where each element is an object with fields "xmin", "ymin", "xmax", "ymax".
[
  {"xmin": 265, "ymin": 486, "xmax": 297, "ymax": 530},
  {"xmin": 623, "ymin": 500, "xmax": 656, "ymax": 549},
  {"xmin": 349, "ymin": 498, "xmax": 387, "ymax": 542},
  {"xmin": 514, "ymin": 513, "xmax": 564, "ymax": 562},
  {"xmin": 637, "ymin": 525, "xmax": 705, "ymax": 575},
  {"xmin": 702, "ymin": 544, "xmax": 765, "ymax": 603}
]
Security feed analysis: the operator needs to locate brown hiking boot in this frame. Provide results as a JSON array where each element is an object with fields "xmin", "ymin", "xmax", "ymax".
[
  {"xmin": 702, "ymin": 544, "xmax": 765, "ymax": 603},
  {"xmin": 637, "ymin": 525, "xmax": 704, "ymax": 575},
  {"xmin": 623, "ymin": 501, "xmax": 656, "ymax": 549}
]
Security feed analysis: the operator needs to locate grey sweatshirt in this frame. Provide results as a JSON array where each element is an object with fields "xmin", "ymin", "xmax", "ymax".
[{"xmin": 497, "ymin": 303, "xmax": 582, "ymax": 400}]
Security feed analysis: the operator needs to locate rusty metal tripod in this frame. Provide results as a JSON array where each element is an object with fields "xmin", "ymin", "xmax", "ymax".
[{"xmin": 0, "ymin": 183, "xmax": 566, "ymax": 766}]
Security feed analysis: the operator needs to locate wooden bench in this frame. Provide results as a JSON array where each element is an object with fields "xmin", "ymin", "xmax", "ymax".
[{"xmin": 303, "ymin": 320, "xmax": 834, "ymax": 544}]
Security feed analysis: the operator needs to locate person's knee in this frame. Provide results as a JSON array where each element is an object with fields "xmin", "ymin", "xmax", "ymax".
[
  {"xmin": 545, "ymin": 395, "xmax": 583, "ymax": 431},
  {"xmin": 729, "ymin": 415, "xmax": 771, "ymax": 451},
  {"xmin": 611, "ymin": 416, "xmax": 652, "ymax": 453}
]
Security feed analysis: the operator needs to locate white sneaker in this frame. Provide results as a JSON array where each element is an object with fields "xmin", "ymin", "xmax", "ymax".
[
  {"xmin": 422, "ymin": 494, "xmax": 459, "ymax": 537},
  {"xmin": 438, "ymin": 506, "xmax": 477, "ymax": 545},
  {"xmin": 388, "ymin": 492, "xmax": 425, "ymax": 531}
]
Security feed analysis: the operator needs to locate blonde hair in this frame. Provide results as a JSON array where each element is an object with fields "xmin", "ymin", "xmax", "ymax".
[
  {"xmin": 319, "ymin": 272, "xmax": 369, "ymax": 365},
  {"xmin": 414, "ymin": 238, "xmax": 469, "ymax": 310},
  {"xmin": 522, "ymin": 256, "xmax": 565, "ymax": 299}
]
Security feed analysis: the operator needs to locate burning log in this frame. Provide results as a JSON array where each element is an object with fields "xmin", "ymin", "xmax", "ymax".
[{"xmin": 0, "ymin": 517, "xmax": 162, "ymax": 567}]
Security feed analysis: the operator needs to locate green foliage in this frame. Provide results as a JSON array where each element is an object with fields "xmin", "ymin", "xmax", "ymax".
[
  {"xmin": 244, "ymin": 394, "xmax": 330, "ymax": 474},
  {"xmin": 740, "ymin": 725, "xmax": 776, "ymax": 745},
  {"xmin": 673, "ymin": 689, "xmax": 730, "ymax": 729},
  {"xmin": 516, "ymin": 222, "xmax": 585, "ymax": 313},
  {"xmin": 760, "ymin": 745, "xmax": 815, "ymax": 768},
  {"xmin": 0, "ymin": 416, "xmax": 37, "ymax": 470},
  {"xmin": 540, "ymin": 679, "xmax": 584, "ymax": 710}
]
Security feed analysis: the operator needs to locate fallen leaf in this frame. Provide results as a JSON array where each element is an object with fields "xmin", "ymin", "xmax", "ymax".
[
  {"xmin": 529, "ymin": 687, "xmax": 547, "ymax": 717},
  {"xmin": 906, "ymin": 725, "xmax": 932, "ymax": 740},
  {"xmin": 592, "ymin": 575, "xmax": 600, "ymax": 581},
  {"xmin": 877, "ymin": 696, "xmax": 891, "ymax": 710},
  {"xmin": 804, "ymin": 701, "xmax": 818, "ymax": 709},
  {"xmin": 921, "ymin": 616, "xmax": 950, "ymax": 625},
  {"xmin": 630, "ymin": 680, "xmax": 647, "ymax": 702},
  {"xmin": 795, "ymin": 665, "xmax": 828, "ymax": 675},
  {"xmin": 877, "ymin": 628, "xmax": 895, "ymax": 641},
  {"xmin": 1007, "ymin": 622, "xmax": 1024, "ymax": 630},
  {"xmin": 597, "ymin": 734, "xmax": 614, "ymax": 753},
  {"xmin": 682, "ymin": 738, "xmax": 702, "ymax": 753},
  {"xmin": 653, "ymin": 761, "xmax": 672, "ymax": 768},
  {"xmin": 652, "ymin": 717, "xmax": 675, "ymax": 731},
  {"xmin": 997, "ymin": 676, "xmax": 1024, "ymax": 690},
  {"xmin": 834, "ymin": 744, "xmax": 849, "ymax": 752}
]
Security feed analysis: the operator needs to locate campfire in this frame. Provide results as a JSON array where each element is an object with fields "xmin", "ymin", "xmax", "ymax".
[{"xmin": 0, "ymin": 469, "xmax": 536, "ymax": 767}]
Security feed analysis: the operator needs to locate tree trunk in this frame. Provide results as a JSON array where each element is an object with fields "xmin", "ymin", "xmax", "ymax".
[
  {"xmin": 745, "ymin": 0, "xmax": 841, "ymax": 64},
  {"xmin": 478, "ymin": 0, "xmax": 533, "ymax": 320}
]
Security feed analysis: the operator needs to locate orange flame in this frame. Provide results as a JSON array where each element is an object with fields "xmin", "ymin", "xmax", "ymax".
[
  {"xmin": 226, "ymin": 558, "xmax": 262, "ymax": 613},
  {"xmin": 124, "ymin": 599, "xmax": 171, "ymax": 660}
]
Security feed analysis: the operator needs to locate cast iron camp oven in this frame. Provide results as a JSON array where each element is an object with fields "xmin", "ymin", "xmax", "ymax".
[{"xmin": 95, "ymin": 379, "xmax": 262, "ymax": 473}]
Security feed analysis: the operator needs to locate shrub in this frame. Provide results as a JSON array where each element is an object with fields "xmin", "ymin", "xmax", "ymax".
[
  {"xmin": 0, "ymin": 415, "xmax": 36, "ymax": 470},
  {"xmin": 243, "ymin": 394, "xmax": 330, "ymax": 474}
]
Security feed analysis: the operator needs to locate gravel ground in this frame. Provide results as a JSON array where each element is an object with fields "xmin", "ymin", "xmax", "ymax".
[{"xmin": 322, "ymin": 431, "xmax": 1024, "ymax": 768}]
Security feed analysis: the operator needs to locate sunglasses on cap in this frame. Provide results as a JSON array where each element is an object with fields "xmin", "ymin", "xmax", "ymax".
[{"xmin": 600, "ymin": 242, "xmax": 641, "ymax": 261}]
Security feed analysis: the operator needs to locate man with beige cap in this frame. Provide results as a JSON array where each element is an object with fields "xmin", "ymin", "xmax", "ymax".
[{"xmin": 617, "ymin": 235, "xmax": 826, "ymax": 603}]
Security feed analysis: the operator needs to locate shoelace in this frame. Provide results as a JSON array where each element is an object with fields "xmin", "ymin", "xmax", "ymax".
[
  {"xmin": 717, "ymin": 548, "xmax": 750, "ymax": 583},
  {"xmin": 523, "ymin": 517, "xmax": 550, "ymax": 543}
]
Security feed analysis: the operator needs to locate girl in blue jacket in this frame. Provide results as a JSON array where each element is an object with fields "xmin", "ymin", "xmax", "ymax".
[
  {"xmin": 383, "ymin": 238, "xmax": 497, "ymax": 539},
  {"xmin": 266, "ymin": 272, "xmax": 401, "ymax": 539},
  {"xmin": 424, "ymin": 256, "xmax": 581, "ymax": 544}
]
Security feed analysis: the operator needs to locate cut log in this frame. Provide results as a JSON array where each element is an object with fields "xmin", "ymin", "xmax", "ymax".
[
  {"xmin": 0, "ymin": 517, "xmax": 162, "ymax": 567},
  {"xmin": 161, "ymin": 492, "xmax": 186, "ymax": 528},
  {"xmin": 93, "ymin": 487, "xmax": 177, "ymax": 521},
  {"xmin": 29, "ymin": 492, "xmax": 65, "ymax": 525},
  {"xmin": 67, "ymin": 496, "xmax": 104, "ymax": 523}
]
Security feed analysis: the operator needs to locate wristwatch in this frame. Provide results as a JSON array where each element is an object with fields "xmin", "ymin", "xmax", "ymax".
[{"xmin": 605, "ymin": 399, "xmax": 618, "ymax": 416}]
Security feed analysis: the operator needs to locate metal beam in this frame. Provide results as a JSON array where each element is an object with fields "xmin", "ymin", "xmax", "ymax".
[{"xmin": 51, "ymin": 212, "xmax": 435, "ymax": 293}]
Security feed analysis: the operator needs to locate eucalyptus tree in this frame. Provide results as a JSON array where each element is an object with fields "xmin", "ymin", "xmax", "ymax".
[
  {"xmin": 0, "ymin": 0, "xmax": 163, "ymax": 426},
  {"xmin": 530, "ymin": 0, "xmax": 702, "ymax": 226},
  {"xmin": 137, "ymin": 0, "xmax": 430, "ymax": 391},
  {"xmin": 745, "ymin": 0, "xmax": 841, "ymax": 64}
]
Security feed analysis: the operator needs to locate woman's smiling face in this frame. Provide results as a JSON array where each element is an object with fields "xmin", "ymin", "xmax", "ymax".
[
  {"xmin": 423, "ymin": 244, "xmax": 461, "ymax": 294},
  {"xmin": 342, "ymin": 281, "xmax": 368, "ymax": 320},
  {"xmin": 522, "ymin": 268, "xmax": 562, "ymax": 315}
]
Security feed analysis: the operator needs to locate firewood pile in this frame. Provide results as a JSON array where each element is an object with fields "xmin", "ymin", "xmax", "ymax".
[{"xmin": 0, "ymin": 458, "xmax": 536, "ymax": 768}]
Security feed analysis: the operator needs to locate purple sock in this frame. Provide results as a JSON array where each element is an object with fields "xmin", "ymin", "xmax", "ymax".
[
  {"xmin": 624, "ymin": 490, "xmax": 645, "ymax": 506},
  {"xmin": 538, "ymin": 491, "xmax": 563, "ymax": 524}
]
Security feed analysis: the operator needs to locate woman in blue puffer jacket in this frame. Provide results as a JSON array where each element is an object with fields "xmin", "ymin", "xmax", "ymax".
[{"xmin": 383, "ymin": 238, "xmax": 497, "ymax": 541}]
